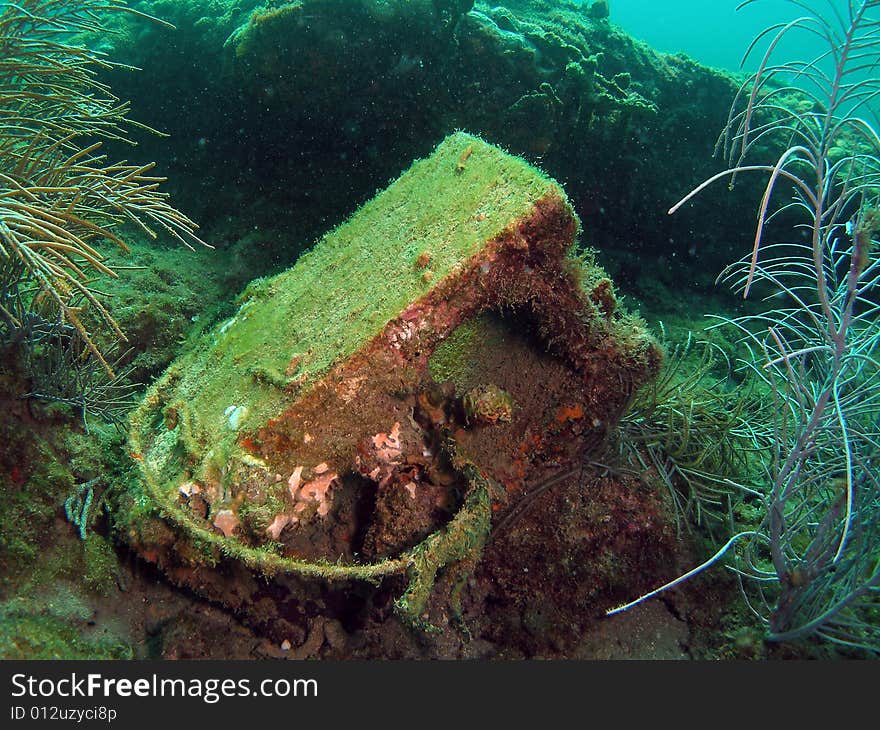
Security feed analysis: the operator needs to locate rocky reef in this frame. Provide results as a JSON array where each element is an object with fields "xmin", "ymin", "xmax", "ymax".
[{"xmin": 104, "ymin": 0, "xmax": 762, "ymax": 291}]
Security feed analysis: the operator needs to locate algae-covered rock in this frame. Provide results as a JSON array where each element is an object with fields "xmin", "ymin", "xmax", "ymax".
[{"xmin": 125, "ymin": 132, "xmax": 661, "ymax": 630}]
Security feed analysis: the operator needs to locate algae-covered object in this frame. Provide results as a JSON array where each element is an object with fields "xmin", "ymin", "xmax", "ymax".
[{"xmin": 126, "ymin": 132, "xmax": 660, "ymax": 627}]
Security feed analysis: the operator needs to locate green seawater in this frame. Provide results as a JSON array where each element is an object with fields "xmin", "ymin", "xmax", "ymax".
[{"xmin": 612, "ymin": 0, "xmax": 834, "ymax": 71}]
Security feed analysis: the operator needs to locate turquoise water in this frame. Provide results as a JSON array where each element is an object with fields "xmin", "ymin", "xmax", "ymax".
[{"xmin": 612, "ymin": 0, "xmax": 844, "ymax": 71}]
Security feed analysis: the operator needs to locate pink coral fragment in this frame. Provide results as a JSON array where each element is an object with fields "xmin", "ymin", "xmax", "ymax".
[
  {"xmin": 213, "ymin": 509, "xmax": 239, "ymax": 538},
  {"xmin": 288, "ymin": 466, "xmax": 304, "ymax": 499},
  {"xmin": 179, "ymin": 481, "xmax": 201, "ymax": 497},
  {"xmin": 371, "ymin": 422, "xmax": 402, "ymax": 463},
  {"xmin": 266, "ymin": 514, "xmax": 292, "ymax": 540},
  {"xmin": 372, "ymin": 421, "xmax": 401, "ymax": 450},
  {"xmin": 300, "ymin": 472, "xmax": 337, "ymax": 518}
]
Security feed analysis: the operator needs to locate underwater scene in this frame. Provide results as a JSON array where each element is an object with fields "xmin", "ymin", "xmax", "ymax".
[{"xmin": 0, "ymin": 0, "xmax": 878, "ymax": 661}]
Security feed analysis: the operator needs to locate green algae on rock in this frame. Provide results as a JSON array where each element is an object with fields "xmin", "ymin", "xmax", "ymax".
[{"xmin": 125, "ymin": 132, "xmax": 662, "ymax": 630}]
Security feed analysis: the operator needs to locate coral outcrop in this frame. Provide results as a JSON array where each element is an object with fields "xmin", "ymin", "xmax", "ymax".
[{"xmin": 106, "ymin": 0, "xmax": 756, "ymax": 285}]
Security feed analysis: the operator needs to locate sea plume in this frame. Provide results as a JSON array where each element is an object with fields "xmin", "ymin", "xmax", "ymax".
[{"xmin": 0, "ymin": 0, "xmax": 206, "ymax": 375}]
